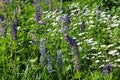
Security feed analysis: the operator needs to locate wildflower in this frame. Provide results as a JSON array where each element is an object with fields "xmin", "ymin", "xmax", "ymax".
[
  {"xmin": 39, "ymin": 38, "xmax": 47, "ymax": 65},
  {"xmin": 34, "ymin": 0, "xmax": 41, "ymax": 23},
  {"xmin": 108, "ymin": 50, "xmax": 119, "ymax": 56},
  {"xmin": 10, "ymin": 22, "xmax": 17, "ymax": 40},
  {"xmin": 80, "ymin": 21, "xmax": 85, "ymax": 32},
  {"xmin": 95, "ymin": 60, "xmax": 99, "ymax": 63},
  {"xmin": 65, "ymin": 34, "xmax": 80, "ymax": 71},
  {"xmin": 47, "ymin": 54, "xmax": 53, "ymax": 73},
  {"xmin": 57, "ymin": 50, "xmax": 62, "ymax": 68},
  {"xmin": 103, "ymin": 64, "xmax": 112, "ymax": 75},
  {"xmin": 35, "ymin": 6, "xmax": 41, "ymax": 24},
  {"xmin": 115, "ymin": 59, "xmax": 120, "ymax": 62},
  {"xmin": 64, "ymin": 34, "xmax": 77, "ymax": 48},
  {"xmin": 57, "ymin": 50, "xmax": 62, "ymax": 79},
  {"xmin": 59, "ymin": 17, "xmax": 68, "ymax": 34},
  {"xmin": 0, "ymin": 15, "xmax": 6, "ymax": 37},
  {"xmin": 34, "ymin": 0, "xmax": 46, "ymax": 26},
  {"xmin": 64, "ymin": 13, "xmax": 70, "ymax": 25},
  {"xmin": 2, "ymin": 26, "xmax": 7, "ymax": 37},
  {"xmin": 14, "ymin": 10, "xmax": 18, "ymax": 25}
]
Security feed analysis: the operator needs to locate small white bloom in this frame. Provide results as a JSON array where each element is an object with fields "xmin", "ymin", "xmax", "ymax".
[
  {"xmin": 73, "ymin": 23, "xmax": 78, "ymax": 27},
  {"xmin": 108, "ymin": 50, "xmax": 117, "ymax": 55},
  {"xmin": 111, "ymin": 24, "xmax": 119, "ymax": 27},
  {"xmin": 52, "ymin": 22, "xmax": 57, "ymax": 27},
  {"xmin": 78, "ymin": 32, "xmax": 85, "ymax": 36},
  {"xmin": 107, "ymin": 43, "xmax": 116, "ymax": 48},
  {"xmin": 73, "ymin": 27, "xmax": 77, "ymax": 30},
  {"xmin": 88, "ymin": 16, "xmax": 93, "ymax": 19},
  {"xmin": 116, "ymin": 46, "xmax": 120, "ymax": 49},
  {"xmin": 89, "ymin": 20, "xmax": 94, "ymax": 24},
  {"xmin": 105, "ymin": 60, "xmax": 110, "ymax": 62},
  {"xmin": 47, "ymin": 28, "xmax": 52, "ymax": 32},
  {"xmin": 95, "ymin": 60, "xmax": 100, "ymax": 63},
  {"xmin": 97, "ymin": 52, "xmax": 102, "ymax": 55},
  {"xmin": 115, "ymin": 59, "xmax": 120, "ymax": 62},
  {"xmin": 30, "ymin": 59, "xmax": 35, "ymax": 62},
  {"xmin": 77, "ymin": 42, "xmax": 81, "ymax": 45},
  {"xmin": 92, "ymin": 56, "xmax": 95, "ymax": 59},
  {"xmin": 112, "ymin": 16, "xmax": 118, "ymax": 19}
]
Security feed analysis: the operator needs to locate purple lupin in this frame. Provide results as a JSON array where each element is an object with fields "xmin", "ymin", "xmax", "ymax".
[
  {"xmin": 34, "ymin": 0, "xmax": 41, "ymax": 23},
  {"xmin": 10, "ymin": 22, "xmax": 17, "ymax": 40},
  {"xmin": 103, "ymin": 64, "xmax": 112, "ymax": 75},
  {"xmin": 47, "ymin": 54, "xmax": 53, "ymax": 73},
  {"xmin": 80, "ymin": 21, "xmax": 85, "ymax": 32},
  {"xmin": 65, "ymin": 34, "xmax": 80, "ymax": 71},
  {"xmin": 39, "ymin": 38, "xmax": 47, "ymax": 65},
  {"xmin": 34, "ymin": 0, "xmax": 46, "ymax": 26},
  {"xmin": 57, "ymin": 50, "xmax": 62, "ymax": 69},
  {"xmin": 57, "ymin": 50, "xmax": 62, "ymax": 79},
  {"xmin": 64, "ymin": 13, "xmax": 70, "ymax": 25}
]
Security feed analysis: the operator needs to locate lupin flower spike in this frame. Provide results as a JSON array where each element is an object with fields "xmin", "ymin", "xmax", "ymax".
[
  {"xmin": 10, "ymin": 21, "xmax": 17, "ymax": 40},
  {"xmin": 57, "ymin": 50, "xmax": 62, "ymax": 68},
  {"xmin": 39, "ymin": 38, "xmax": 47, "ymax": 65},
  {"xmin": 64, "ymin": 34, "xmax": 80, "ymax": 71},
  {"xmin": 47, "ymin": 54, "xmax": 53, "ymax": 73},
  {"xmin": 64, "ymin": 34, "xmax": 77, "ymax": 48},
  {"xmin": 64, "ymin": 13, "xmax": 70, "ymax": 25},
  {"xmin": 57, "ymin": 50, "xmax": 62, "ymax": 80},
  {"xmin": 80, "ymin": 21, "xmax": 85, "ymax": 32},
  {"xmin": 103, "ymin": 64, "xmax": 112, "ymax": 75}
]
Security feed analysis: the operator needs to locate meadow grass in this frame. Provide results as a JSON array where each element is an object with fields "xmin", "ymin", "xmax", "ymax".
[{"xmin": 0, "ymin": 0, "xmax": 120, "ymax": 80}]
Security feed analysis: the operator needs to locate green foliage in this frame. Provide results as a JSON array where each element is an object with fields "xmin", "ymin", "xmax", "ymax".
[{"xmin": 0, "ymin": 0, "xmax": 120, "ymax": 80}]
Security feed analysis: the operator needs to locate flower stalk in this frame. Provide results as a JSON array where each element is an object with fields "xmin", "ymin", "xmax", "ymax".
[{"xmin": 65, "ymin": 34, "xmax": 80, "ymax": 71}]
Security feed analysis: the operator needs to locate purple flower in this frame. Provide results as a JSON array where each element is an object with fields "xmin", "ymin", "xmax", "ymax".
[
  {"xmin": 34, "ymin": 0, "xmax": 41, "ymax": 23},
  {"xmin": 80, "ymin": 21, "xmax": 85, "ymax": 32},
  {"xmin": 64, "ymin": 34, "xmax": 77, "ymax": 48},
  {"xmin": 39, "ymin": 38, "xmax": 46, "ymax": 55},
  {"xmin": 47, "ymin": 54, "xmax": 53, "ymax": 73},
  {"xmin": 2, "ymin": 26, "xmax": 7, "ymax": 37},
  {"xmin": 74, "ymin": 10, "xmax": 79, "ymax": 16},
  {"xmin": 57, "ymin": 50, "xmax": 62, "ymax": 67},
  {"xmin": 64, "ymin": 13, "xmax": 70, "ymax": 25},
  {"xmin": 14, "ymin": 10, "xmax": 18, "ymax": 25},
  {"xmin": 39, "ymin": 38, "xmax": 47, "ymax": 65},
  {"xmin": 103, "ymin": 64, "xmax": 112, "ymax": 75},
  {"xmin": 64, "ymin": 34, "xmax": 80, "ymax": 71},
  {"xmin": 34, "ymin": 0, "xmax": 38, "ymax": 6},
  {"xmin": 10, "ymin": 22, "xmax": 17, "ymax": 40},
  {"xmin": 35, "ymin": 6, "xmax": 41, "ymax": 24}
]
